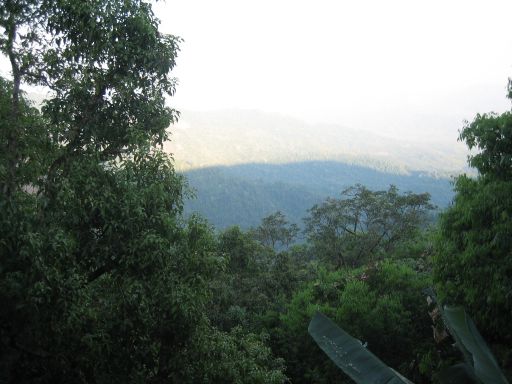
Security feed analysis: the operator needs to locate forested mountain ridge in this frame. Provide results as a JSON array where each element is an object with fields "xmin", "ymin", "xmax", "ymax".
[
  {"xmin": 183, "ymin": 161, "xmax": 454, "ymax": 229},
  {"xmin": 165, "ymin": 109, "xmax": 464, "ymax": 229}
]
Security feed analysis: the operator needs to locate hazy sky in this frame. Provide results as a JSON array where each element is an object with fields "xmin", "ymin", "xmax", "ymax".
[
  {"xmin": 155, "ymin": 0, "xmax": 512, "ymax": 141},
  {"xmin": 0, "ymin": 1, "xmax": 511, "ymax": 142}
]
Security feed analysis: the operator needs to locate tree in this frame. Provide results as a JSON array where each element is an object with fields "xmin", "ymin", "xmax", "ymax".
[
  {"xmin": 209, "ymin": 225, "xmax": 312, "ymax": 338},
  {"xmin": 278, "ymin": 261, "xmax": 436, "ymax": 384},
  {"xmin": 210, "ymin": 226, "xmax": 282, "ymax": 331},
  {"xmin": 0, "ymin": 1, "xmax": 287, "ymax": 382},
  {"xmin": 178, "ymin": 326, "xmax": 287, "ymax": 384},
  {"xmin": 1, "ymin": 0, "xmax": 180, "ymax": 190},
  {"xmin": 304, "ymin": 185, "xmax": 434, "ymax": 267},
  {"xmin": 251, "ymin": 211, "xmax": 299, "ymax": 250},
  {"xmin": 433, "ymin": 79, "xmax": 512, "ymax": 375},
  {"xmin": 308, "ymin": 307, "xmax": 509, "ymax": 384}
]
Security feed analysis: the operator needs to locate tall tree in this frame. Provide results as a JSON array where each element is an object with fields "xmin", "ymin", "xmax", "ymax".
[
  {"xmin": 251, "ymin": 211, "xmax": 299, "ymax": 250},
  {"xmin": 0, "ymin": 1, "xmax": 287, "ymax": 382},
  {"xmin": 433, "ymin": 79, "xmax": 512, "ymax": 371},
  {"xmin": 1, "ymin": 0, "xmax": 180, "ymax": 193},
  {"xmin": 304, "ymin": 184, "xmax": 433, "ymax": 267}
]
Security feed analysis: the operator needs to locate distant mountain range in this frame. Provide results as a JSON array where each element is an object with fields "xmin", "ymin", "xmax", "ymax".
[
  {"xmin": 164, "ymin": 109, "xmax": 469, "ymax": 229},
  {"xmin": 183, "ymin": 161, "xmax": 454, "ymax": 229},
  {"xmin": 165, "ymin": 109, "xmax": 469, "ymax": 176}
]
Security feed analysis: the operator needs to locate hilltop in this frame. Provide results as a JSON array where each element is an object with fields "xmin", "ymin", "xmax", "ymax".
[{"xmin": 165, "ymin": 109, "xmax": 469, "ymax": 176}]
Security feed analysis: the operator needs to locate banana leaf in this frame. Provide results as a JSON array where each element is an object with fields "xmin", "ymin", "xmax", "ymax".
[
  {"xmin": 308, "ymin": 312, "xmax": 413, "ymax": 384},
  {"xmin": 441, "ymin": 307, "xmax": 509, "ymax": 384}
]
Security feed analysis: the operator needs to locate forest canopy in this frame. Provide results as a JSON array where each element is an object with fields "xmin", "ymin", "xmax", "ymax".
[{"xmin": 0, "ymin": 1, "xmax": 511, "ymax": 383}]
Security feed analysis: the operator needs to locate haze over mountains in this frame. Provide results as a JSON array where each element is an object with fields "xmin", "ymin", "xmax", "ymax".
[
  {"xmin": 164, "ymin": 109, "xmax": 468, "ymax": 229},
  {"xmin": 166, "ymin": 109, "xmax": 469, "ymax": 175},
  {"xmin": 23, "ymin": 91, "xmax": 470, "ymax": 229}
]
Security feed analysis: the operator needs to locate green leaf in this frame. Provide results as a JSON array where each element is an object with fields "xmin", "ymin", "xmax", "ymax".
[
  {"xmin": 308, "ymin": 312, "xmax": 413, "ymax": 384},
  {"xmin": 442, "ymin": 307, "xmax": 509, "ymax": 384}
]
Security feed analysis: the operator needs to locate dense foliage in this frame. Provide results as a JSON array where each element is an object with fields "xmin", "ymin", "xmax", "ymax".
[
  {"xmin": 304, "ymin": 184, "xmax": 433, "ymax": 267},
  {"xmin": 1, "ymin": 1, "xmax": 511, "ymax": 383},
  {"xmin": 0, "ymin": 1, "xmax": 286, "ymax": 382},
  {"xmin": 275, "ymin": 260, "xmax": 436, "ymax": 383},
  {"xmin": 184, "ymin": 161, "xmax": 454, "ymax": 229},
  {"xmin": 433, "ymin": 80, "xmax": 512, "ymax": 377}
]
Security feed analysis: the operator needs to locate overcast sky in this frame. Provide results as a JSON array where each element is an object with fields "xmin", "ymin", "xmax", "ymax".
[{"xmin": 154, "ymin": 0, "xmax": 512, "ymax": 141}]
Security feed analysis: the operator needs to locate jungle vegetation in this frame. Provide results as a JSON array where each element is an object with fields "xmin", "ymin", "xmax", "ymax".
[{"xmin": 0, "ymin": 1, "xmax": 510, "ymax": 383}]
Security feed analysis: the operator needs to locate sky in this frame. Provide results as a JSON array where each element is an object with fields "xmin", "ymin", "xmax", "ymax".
[
  {"xmin": 154, "ymin": 0, "xmax": 512, "ymax": 141},
  {"xmin": 0, "ymin": 0, "xmax": 511, "ymax": 142}
]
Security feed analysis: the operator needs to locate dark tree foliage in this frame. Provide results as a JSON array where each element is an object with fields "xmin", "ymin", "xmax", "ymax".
[
  {"xmin": 251, "ymin": 211, "xmax": 299, "ymax": 250},
  {"xmin": 209, "ymin": 226, "xmax": 271, "ymax": 330},
  {"xmin": 4, "ymin": 1, "xmax": 510, "ymax": 383},
  {"xmin": 434, "ymin": 80, "xmax": 512, "ymax": 377},
  {"xmin": 304, "ymin": 184, "xmax": 434, "ymax": 267},
  {"xmin": 210, "ymin": 226, "xmax": 309, "ymax": 332},
  {"xmin": 0, "ymin": 1, "xmax": 287, "ymax": 382},
  {"xmin": 277, "ymin": 260, "xmax": 436, "ymax": 384}
]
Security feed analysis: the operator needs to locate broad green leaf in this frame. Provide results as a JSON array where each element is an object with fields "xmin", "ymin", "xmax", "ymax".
[
  {"xmin": 308, "ymin": 312, "xmax": 413, "ymax": 384},
  {"xmin": 443, "ymin": 307, "xmax": 509, "ymax": 384}
]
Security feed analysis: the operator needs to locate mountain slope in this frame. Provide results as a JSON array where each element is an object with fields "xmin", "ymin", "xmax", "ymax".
[
  {"xmin": 184, "ymin": 161, "xmax": 454, "ymax": 229},
  {"xmin": 165, "ymin": 109, "xmax": 469, "ymax": 176},
  {"xmin": 165, "ymin": 109, "xmax": 463, "ymax": 229}
]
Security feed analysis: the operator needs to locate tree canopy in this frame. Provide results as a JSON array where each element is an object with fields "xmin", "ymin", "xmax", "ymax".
[
  {"xmin": 251, "ymin": 211, "xmax": 299, "ymax": 250},
  {"xmin": 433, "ymin": 79, "xmax": 512, "ymax": 377},
  {"xmin": 1, "ymin": 1, "xmax": 511, "ymax": 383},
  {"xmin": 304, "ymin": 184, "xmax": 434, "ymax": 267},
  {"xmin": 0, "ymin": 1, "xmax": 287, "ymax": 382}
]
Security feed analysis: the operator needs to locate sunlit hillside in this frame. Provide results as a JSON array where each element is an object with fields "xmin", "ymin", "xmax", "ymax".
[
  {"xmin": 165, "ymin": 109, "xmax": 469, "ymax": 176},
  {"xmin": 162, "ymin": 109, "xmax": 468, "ymax": 228}
]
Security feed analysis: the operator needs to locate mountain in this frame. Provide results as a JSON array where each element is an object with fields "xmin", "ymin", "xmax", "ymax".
[
  {"xmin": 183, "ymin": 161, "xmax": 454, "ymax": 230},
  {"xmin": 163, "ymin": 109, "xmax": 466, "ymax": 229},
  {"xmin": 165, "ymin": 109, "xmax": 469, "ymax": 176}
]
